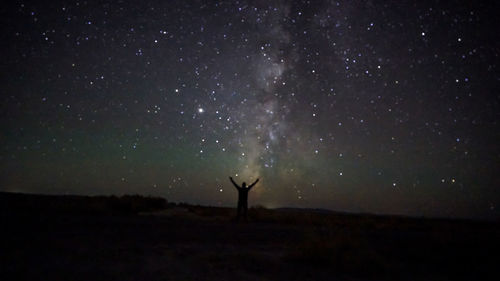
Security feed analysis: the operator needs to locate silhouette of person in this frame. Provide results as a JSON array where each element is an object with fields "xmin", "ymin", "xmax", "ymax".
[{"xmin": 229, "ymin": 176, "xmax": 259, "ymax": 221}]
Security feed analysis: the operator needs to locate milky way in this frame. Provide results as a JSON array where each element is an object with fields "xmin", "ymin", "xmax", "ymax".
[{"xmin": 1, "ymin": 0, "xmax": 498, "ymax": 219}]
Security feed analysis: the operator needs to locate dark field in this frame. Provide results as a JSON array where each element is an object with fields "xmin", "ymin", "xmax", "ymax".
[{"xmin": 1, "ymin": 192, "xmax": 498, "ymax": 281}]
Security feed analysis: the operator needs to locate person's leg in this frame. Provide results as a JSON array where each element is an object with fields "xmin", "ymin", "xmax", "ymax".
[
  {"xmin": 243, "ymin": 202, "xmax": 248, "ymax": 220},
  {"xmin": 236, "ymin": 203, "xmax": 242, "ymax": 220}
]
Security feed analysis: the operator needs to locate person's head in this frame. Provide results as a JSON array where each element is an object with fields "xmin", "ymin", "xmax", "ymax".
[{"xmin": 242, "ymin": 182, "xmax": 247, "ymax": 188}]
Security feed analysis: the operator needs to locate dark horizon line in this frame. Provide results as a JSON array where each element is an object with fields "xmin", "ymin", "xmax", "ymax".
[{"xmin": 1, "ymin": 190, "xmax": 497, "ymax": 223}]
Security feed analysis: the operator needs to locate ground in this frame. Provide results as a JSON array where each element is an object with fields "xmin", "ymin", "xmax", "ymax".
[{"xmin": 1, "ymin": 192, "xmax": 499, "ymax": 280}]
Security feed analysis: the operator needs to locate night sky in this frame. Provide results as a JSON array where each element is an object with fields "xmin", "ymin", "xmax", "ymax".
[{"xmin": 1, "ymin": 0, "xmax": 499, "ymax": 219}]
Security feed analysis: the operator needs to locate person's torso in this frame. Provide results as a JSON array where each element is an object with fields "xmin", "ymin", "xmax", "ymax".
[{"xmin": 238, "ymin": 188, "xmax": 249, "ymax": 200}]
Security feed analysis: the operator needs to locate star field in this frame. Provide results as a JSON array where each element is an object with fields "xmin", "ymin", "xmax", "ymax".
[{"xmin": 1, "ymin": 0, "xmax": 499, "ymax": 219}]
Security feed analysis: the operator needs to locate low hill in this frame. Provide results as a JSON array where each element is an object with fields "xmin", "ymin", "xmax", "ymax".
[{"xmin": 0, "ymin": 191, "xmax": 167, "ymax": 215}]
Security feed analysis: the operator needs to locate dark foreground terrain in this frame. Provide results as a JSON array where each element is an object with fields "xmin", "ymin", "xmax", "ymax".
[{"xmin": 1, "ymin": 192, "xmax": 499, "ymax": 281}]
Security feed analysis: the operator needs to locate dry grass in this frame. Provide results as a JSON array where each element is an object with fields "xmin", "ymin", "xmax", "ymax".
[{"xmin": 285, "ymin": 226, "xmax": 387, "ymax": 276}]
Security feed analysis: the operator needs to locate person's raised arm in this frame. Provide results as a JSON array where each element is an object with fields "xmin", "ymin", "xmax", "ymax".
[
  {"xmin": 248, "ymin": 178, "xmax": 259, "ymax": 189},
  {"xmin": 229, "ymin": 177, "xmax": 240, "ymax": 189}
]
